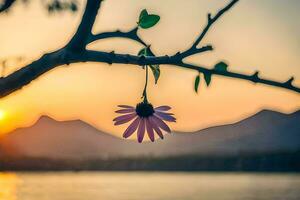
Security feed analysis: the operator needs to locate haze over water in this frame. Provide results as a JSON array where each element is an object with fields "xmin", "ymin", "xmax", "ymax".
[{"xmin": 0, "ymin": 172, "xmax": 300, "ymax": 200}]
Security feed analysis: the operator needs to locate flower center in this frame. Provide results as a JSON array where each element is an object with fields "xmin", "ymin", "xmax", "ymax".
[{"xmin": 136, "ymin": 102, "xmax": 155, "ymax": 118}]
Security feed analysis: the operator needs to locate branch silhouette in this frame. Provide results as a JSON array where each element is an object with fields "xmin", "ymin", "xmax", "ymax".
[
  {"xmin": 0, "ymin": 0, "xmax": 299, "ymax": 98},
  {"xmin": 0, "ymin": 0, "xmax": 78, "ymax": 13},
  {"xmin": 0, "ymin": 0, "xmax": 16, "ymax": 13}
]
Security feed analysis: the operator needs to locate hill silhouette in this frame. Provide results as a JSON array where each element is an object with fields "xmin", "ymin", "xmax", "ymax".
[{"xmin": 0, "ymin": 109, "xmax": 299, "ymax": 160}]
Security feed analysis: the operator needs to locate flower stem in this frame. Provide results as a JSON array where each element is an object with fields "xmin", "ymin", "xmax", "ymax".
[{"xmin": 142, "ymin": 65, "xmax": 149, "ymax": 103}]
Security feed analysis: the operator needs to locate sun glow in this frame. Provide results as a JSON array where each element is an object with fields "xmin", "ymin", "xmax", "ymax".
[{"xmin": 0, "ymin": 110, "xmax": 5, "ymax": 120}]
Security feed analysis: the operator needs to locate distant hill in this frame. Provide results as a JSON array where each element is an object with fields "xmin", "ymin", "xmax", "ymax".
[{"xmin": 0, "ymin": 109, "xmax": 299, "ymax": 159}]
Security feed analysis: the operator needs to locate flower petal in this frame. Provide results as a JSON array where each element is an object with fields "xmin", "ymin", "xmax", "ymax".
[
  {"xmin": 152, "ymin": 116, "xmax": 171, "ymax": 133},
  {"xmin": 149, "ymin": 116, "xmax": 164, "ymax": 139},
  {"xmin": 156, "ymin": 111, "xmax": 175, "ymax": 116},
  {"xmin": 123, "ymin": 117, "xmax": 140, "ymax": 138},
  {"xmin": 115, "ymin": 108, "xmax": 135, "ymax": 114},
  {"xmin": 145, "ymin": 118, "xmax": 155, "ymax": 142},
  {"xmin": 113, "ymin": 113, "xmax": 136, "ymax": 122},
  {"xmin": 118, "ymin": 105, "xmax": 134, "ymax": 109},
  {"xmin": 155, "ymin": 106, "xmax": 171, "ymax": 112},
  {"xmin": 114, "ymin": 113, "xmax": 137, "ymax": 125},
  {"xmin": 137, "ymin": 118, "xmax": 146, "ymax": 143},
  {"xmin": 154, "ymin": 112, "xmax": 176, "ymax": 122}
]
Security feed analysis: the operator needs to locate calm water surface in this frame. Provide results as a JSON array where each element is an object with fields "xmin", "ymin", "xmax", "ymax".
[{"xmin": 0, "ymin": 172, "xmax": 299, "ymax": 200}]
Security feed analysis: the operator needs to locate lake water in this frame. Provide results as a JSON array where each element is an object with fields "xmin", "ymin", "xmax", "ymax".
[{"xmin": 0, "ymin": 172, "xmax": 299, "ymax": 200}]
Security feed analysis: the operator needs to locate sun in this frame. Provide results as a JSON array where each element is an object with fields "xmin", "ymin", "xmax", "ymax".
[{"xmin": 0, "ymin": 110, "xmax": 5, "ymax": 120}]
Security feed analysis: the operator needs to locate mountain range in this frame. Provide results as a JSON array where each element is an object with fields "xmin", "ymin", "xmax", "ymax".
[{"xmin": 0, "ymin": 109, "xmax": 299, "ymax": 159}]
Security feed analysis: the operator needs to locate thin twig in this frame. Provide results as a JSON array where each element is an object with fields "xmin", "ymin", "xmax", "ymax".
[
  {"xmin": 192, "ymin": 0, "xmax": 239, "ymax": 48},
  {"xmin": 88, "ymin": 27, "xmax": 147, "ymax": 46}
]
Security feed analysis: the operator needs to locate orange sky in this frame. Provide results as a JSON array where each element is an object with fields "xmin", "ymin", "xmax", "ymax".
[{"xmin": 0, "ymin": 0, "xmax": 300, "ymax": 137}]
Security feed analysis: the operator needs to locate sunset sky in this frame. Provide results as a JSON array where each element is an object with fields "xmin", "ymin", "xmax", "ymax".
[{"xmin": 0, "ymin": 0, "xmax": 299, "ymax": 137}]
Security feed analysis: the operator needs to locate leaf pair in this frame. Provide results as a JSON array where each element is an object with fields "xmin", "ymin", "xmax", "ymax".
[
  {"xmin": 138, "ymin": 47, "xmax": 160, "ymax": 84},
  {"xmin": 194, "ymin": 73, "xmax": 211, "ymax": 93},
  {"xmin": 194, "ymin": 61, "xmax": 229, "ymax": 93},
  {"xmin": 138, "ymin": 9, "xmax": 160, "ymax": 29}
]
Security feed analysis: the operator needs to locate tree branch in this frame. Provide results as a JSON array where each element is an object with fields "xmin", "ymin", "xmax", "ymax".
[
  {"xmin": 0, "ymin": 0, "xmax": 299, "ymax": 98},
  {"xmin": 67, "ymin": 0, "xmax": 103, "ymax": 51},
  {"xmin": 179, "ymin": 63, "xmax": 300, "ymax": 93},
  {"xmin": 0, "ymin": 0, "xmax": 16, "ymax": 13},
  {"xmin": 1, "ymin": 47, "xmax": 299, "ymax": 98},
  {"xmin": 192, "ymin": 0, "xmax": 239, "ymax": 48},
  {"xmin": 88, "ymin": 27, "xmax": 147, "ymax": 46},
  {"xmin": 0, "ymin": 49, "xmax": 66, "ymax": 97},
  {"xmin": 76, "ymin": 51, "xmax": 300, "ymax": 94}
]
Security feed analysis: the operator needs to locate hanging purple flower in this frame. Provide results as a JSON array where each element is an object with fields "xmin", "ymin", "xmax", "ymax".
[{"xmin": 113, "ymin": 103, "xmax": 176, "ymax": 143}]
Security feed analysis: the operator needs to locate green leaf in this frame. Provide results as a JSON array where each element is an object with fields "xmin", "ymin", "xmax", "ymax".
[
  {"xmin": 139, "ymin": 14, "xmax": 160, "ymax": 29},
  {"xmin": 150, "ymin": 65, "xmax": 160, "ymax": 84},
  {"xmin": 139, "ymin": 9, "xmax": 148, "ymax": 21},
  {"xmin": 214, "ymin": 61, "xmax": 228, "ymax": 72},
  {"xmin": 138, "ymin": 47, "xmax": 160, "ymax": 83},
  {"xmin": 204, "ymin": 72, "xmax": 212, "ymax": 87},
  {"xmin": 138, "ymin": 47, "xmax": 148, "ymax": 56},
  {"xmin": 194, "ymin": 75, "xmax": 200, "ymax": 93}
]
